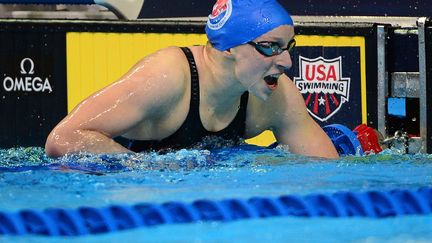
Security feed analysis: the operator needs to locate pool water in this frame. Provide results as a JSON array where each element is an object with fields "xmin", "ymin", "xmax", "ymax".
[{"xmin": 0, "ymin": 146, "xmax": 431, "ymax": 242}]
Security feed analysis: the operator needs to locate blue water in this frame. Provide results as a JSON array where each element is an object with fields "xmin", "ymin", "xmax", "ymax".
[{"xmin": 1, "ymin": 146, "xmax": 432, "ymax": 242}]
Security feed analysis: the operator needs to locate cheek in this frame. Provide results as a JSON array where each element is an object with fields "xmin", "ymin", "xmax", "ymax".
[{"xmin": 236, "ymin": 59, "xmax": 269, "ymax": 81}]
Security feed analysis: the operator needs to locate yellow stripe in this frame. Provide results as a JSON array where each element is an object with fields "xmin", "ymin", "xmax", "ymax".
[
  {"xmin": 360, "ymin": 40, "xmax": 367, "ymax": 124},
  {"xmin": 66, "ymin": 32, "xmax": 80, "ymax": 111},
  {"xmin": 66, "ymin": 32, "xmax": 208, "ymax": 112},
  {"xmin": 244, "ymin": 130, "xmax": 276, "ymax": 146}
]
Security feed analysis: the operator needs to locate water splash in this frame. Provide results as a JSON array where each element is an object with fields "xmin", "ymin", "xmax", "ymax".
[
  {"xmin": 0, "ymin": 145, "xmax": 285, "ymax": 174},
  {"xmin": 1, "ymin": 145, "xmax": 431, "ymax": 175},
  {"xmin": 0, "ymin": 147, "xmax": 51, "ymax": 168}
]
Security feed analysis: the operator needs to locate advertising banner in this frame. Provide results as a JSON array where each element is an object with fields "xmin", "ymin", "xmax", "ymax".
[
  {"xmin": 287, "ymin": 35, "xmax": 366, "ymax": 129},
  {"xmin": 0, "ymin": 30, "xmax": 67, "ymax": 147},
  {"xmin": 0, "ymin": 20, "xmax": 378, "ymax": 148}
]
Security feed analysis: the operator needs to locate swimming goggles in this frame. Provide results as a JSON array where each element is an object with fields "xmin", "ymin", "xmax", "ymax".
[{"xmin": 247, "ymin": 38, "xmax": 296, "ymax": 57}]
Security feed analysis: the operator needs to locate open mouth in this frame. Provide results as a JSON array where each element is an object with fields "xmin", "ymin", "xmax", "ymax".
[{"xmin": 264, "ymin": 74, "xmax": 280, "ymax": 90}]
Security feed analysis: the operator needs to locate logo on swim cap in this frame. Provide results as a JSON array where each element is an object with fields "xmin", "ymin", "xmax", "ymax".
[
  {"xmin": 294, "ymin": 56, "xmax": 351, "ymax": 122},
  {"xmin": 207, "ymin": 0, "xmax": 232, "ymax": 30}
]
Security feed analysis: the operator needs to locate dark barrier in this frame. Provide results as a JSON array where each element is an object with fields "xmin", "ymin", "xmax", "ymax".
[
  {"xmin": 0, "ymin": 19, "xmax": 382, "ymax": 147},
  {"xmin": 0, "ymin": 187, "xmax": 431, "ymax": 236},
  {"xmin": 138, "ymin": 0, "xmax": 432, "ymax": 18},
  {"xmin": 0, "ymin": 23, "xmax": 67, "ymax": 147},
  {"xmin": 2, "ymin": 0, "xmax": 428, "ymax": 19},
  {"xmin": 386, "ymin": 26, "xmax": 419, "ymax": 137},
  {"xmin": 0, "ymin": 19, "xmax": 203, "ymax": 148}
]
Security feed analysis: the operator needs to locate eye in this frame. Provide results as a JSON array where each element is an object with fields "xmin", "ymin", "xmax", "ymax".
[
  {"xmin": 256, "ymin": 42, "xmax": 273, "ymax": 48},
  {"xmin": 273, "ymin": 43, "xmax": 284, "ymax": 51}
]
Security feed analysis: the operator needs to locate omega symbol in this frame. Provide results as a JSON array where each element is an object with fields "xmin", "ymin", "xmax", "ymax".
[{"xmin": 20, "ymin": 58, "xmax": 35, "ymax": 75}]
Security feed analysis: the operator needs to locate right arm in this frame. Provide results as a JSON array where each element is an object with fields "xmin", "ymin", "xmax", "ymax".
[{"xmin": 45, "ymin": 47, "xmax": 188, "ymax": 157}]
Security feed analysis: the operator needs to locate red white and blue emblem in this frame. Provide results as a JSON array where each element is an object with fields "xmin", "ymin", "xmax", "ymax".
[
  {"xmin": 207, "ymin": 0, "xmax": 232, "ymax": 30},
  {"xmin": 294, "ymin": 56, "xmax": 351, "ymax": 122}
]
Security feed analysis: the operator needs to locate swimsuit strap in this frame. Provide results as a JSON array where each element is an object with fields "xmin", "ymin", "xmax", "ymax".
[
  {"xmin": 179, "ymin": 47, "xmax": 249, "ymax": 141},
  {"xmin": 181, "ymin": 47, "xmax": 205, "ymax": 130},
  {"xmin": 126, "ymin": 47, "xmax": 248, "ymax": 152},
  {"xmin": 180, "ymin": 47, "xmax": 200, "ymax": 117}
]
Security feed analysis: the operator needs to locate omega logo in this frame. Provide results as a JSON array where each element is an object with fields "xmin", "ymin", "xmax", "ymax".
[
  {"xmin": 20, "ymin": 58, "xmax": 35, "ymax": 75},
  {"xmin": 3, "ymin": 57, "xmax": 53, "ymax": 93}
]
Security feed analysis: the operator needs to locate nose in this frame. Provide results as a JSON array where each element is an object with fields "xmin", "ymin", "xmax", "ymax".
[{"xmin": 274, "ymin": 50, "xmax": 293, "ymax": 71}]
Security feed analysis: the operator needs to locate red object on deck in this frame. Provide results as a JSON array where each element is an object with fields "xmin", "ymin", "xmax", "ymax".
[{"xmin": 353, "ymin": 124, "xmax": 383, "ymax": 154}]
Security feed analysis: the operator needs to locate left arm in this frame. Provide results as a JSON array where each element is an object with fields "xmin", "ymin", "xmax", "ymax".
[{"xmin": 269, "ymin": 75, "xmax": 339, "ymax": 158}]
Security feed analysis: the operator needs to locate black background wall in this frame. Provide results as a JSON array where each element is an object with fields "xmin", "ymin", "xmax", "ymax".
[{"xmin": 139, "ymin": 0, "xmax": 431, "ymax": 18}]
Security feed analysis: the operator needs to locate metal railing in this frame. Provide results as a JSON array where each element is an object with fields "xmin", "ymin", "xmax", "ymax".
[{"xmin": 0, "ymin": 0, "xmax": 144, "ymax": 19}]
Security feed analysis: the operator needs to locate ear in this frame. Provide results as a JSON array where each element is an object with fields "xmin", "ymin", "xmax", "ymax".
[{"xmin": 222, "ymin": 48, "xmax": 235, "ymax": 59}]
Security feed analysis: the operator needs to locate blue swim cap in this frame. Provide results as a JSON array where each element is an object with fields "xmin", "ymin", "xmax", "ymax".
[{"xmin": 205, "ymin": 0, "xmax": 294, "ymax": 51}]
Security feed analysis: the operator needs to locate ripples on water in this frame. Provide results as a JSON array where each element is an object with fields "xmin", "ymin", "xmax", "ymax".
[{"xmin": 1, "ymin": 146, "xmax": 432, "ymax": 242}]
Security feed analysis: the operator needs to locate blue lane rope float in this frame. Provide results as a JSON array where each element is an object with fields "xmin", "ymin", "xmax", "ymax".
[
  {"xmin": 323, "ymin": 124, "xmax": 364, "ymax": 156},
  {"xmin": 0, "ymin": 187, "xmax": 431, "ymax": 236}
]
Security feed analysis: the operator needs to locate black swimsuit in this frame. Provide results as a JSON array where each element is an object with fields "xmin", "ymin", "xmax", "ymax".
[{"xmin": 127, "ymin": 47, "xmax": 249, "ymax": 152}]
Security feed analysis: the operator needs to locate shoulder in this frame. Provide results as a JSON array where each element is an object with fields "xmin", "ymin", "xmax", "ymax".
[
  {"xmin": 272, "ymin": 75, "xmax": 305, "ymax": 106},
  {"xmin": 123, "ymin": 46, "xmax": 191, "ymax": 100},
  {"xmin": 271, "ymin": 75, "xmax": 309, "ymax": 124},
  {"xmin": 131, "ymin": 46, "xmax": 190, "ymax": 85},
  {"xmin": 247, "ymin": 75, "xmax": 309, "ymax": 129},
  {"xmin": 146, "ymin": 46, "xmax": 190, "ymax": 67},
  {"xmin": 96, "ymin": 46, "xmax": 194, "ymax": 120}
]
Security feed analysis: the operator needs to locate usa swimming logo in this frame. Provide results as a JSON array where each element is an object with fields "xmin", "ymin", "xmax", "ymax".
[
  {"xmin": 207, "ymin": 0, "xmax": 232, "ymax": 30},
  {"xmin": 294, "ymin": 56, "xmax": 350, "ymax": 122}
]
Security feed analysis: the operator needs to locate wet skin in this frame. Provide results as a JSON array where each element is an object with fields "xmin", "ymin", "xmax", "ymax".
[{"xmin": 45, "ymin": 25, "xmax": 339, "ymax": 159}]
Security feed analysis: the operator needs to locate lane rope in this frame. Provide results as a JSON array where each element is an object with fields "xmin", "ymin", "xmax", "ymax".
[{"xmin": 0, "ymin": 187, "xmax": 431, "ymax": 236}]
